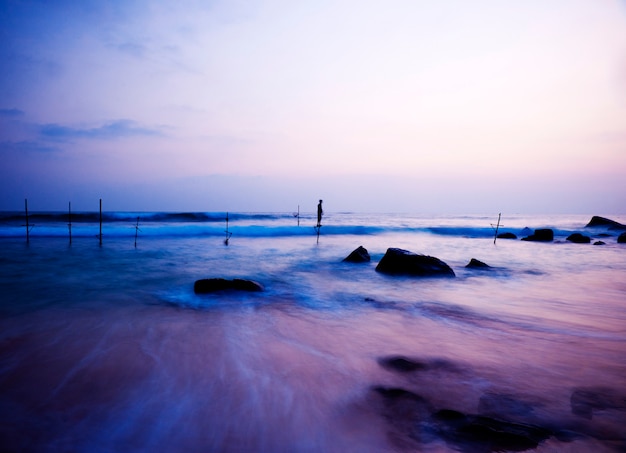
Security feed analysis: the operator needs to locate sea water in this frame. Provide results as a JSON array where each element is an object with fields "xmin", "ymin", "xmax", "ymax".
[{"xmin": 0, "ymin": 212, "xmax": 625, "ymax": 452}]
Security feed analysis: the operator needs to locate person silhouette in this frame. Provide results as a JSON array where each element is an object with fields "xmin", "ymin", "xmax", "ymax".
[{"xmin": 317, "ymin": 199, "xmax": 323, "ymax": 228}]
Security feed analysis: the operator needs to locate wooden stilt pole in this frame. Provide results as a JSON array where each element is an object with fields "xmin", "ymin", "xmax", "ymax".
[
  {"xmin": 99, "ymin": 198, "xmax": 103, "ymax": 245},
  {"xmin": 25, "ymin": 198, "xmax": 30, "ymax": 244},
  {"xmin": 68, "ymin": 202, "xmax": 72, "ymax": 245},
  {"xmin": 224, "ymin": 212, "xmax": 232, "ymax": 245},
  {"xmin": 493, "ymin": 213, "xmax": 501, "ymax": 244},
  {"xmin": 134, "ymin": 216, "xmax": 140, "ymax": 248}
]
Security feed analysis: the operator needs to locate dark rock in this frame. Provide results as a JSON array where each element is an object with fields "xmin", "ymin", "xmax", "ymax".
[
  {"xmin": 521, "ymin": 229, "xmax": 554, "ymax": 242},
  {"xmin": 375, "ymin": 248, "xmax": 455, "ymax": 277},
  {"xmin": 478, "ymin": 393, "xmax": 537, "ymax": 418},
  {"xmin": 194, "ymin": 278, "xmax": 263, "ymax": 294},
  {"xmin": 378, "ymin": 356, "xmax": 426, "ymax": 372},
  {"xmin": 466, "ymin": 258, "xmax": 490, "ymax": 269},
  {"xmin": 593, "ymin": 241, "xmax": 606, "ymax": 245},
  {"xmin": 585, "ymin": 216, "xmax": 626, "ymax": 230},
  {"xmin": 342, "ymin": 245, "xmax": 371, "ymax": 263},
  {"xmin": 432, "ymin": 409, "xmax": 553, "ymax": 452},
  {"xmin": 378, "ymin": 355, "xmax": 461, "ymax": 373},
  {"xmin": 571, "ymin": 387, "xmax": 626, "ymax": 420},
  {"xmin": 619, "ymin": 232, "xmax": 626, "ymax": 244},
  {"xmin": 566, "ymin": 233, "xmax": 591, "ymax": 244},
  {"xmin": 520, "ymin": 227, "xmax": 533, "ymax": 236},
  {"xmin": 497, "ymin": 232, "xmax": 517, "ymax": 239}
]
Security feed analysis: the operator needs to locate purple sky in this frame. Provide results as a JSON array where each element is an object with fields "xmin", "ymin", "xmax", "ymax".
[{"xmin": 1, "ymin": 0, "xmax": 625, "ymax": 213}]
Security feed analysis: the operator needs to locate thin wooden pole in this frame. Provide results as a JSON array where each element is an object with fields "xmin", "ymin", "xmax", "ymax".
[
  {"xmin": 99, "ymin": 198, "xmax": 103, "ymax": 245},
  {"xmin": 224, "ymin": 212, "xmax": 232, "ymax": 245},
  {"xmin": 25, "ymin": 198, "xmax": 29, "ymax": 244},
  {"xmin": 493, "ymin": 212, "xmax": 501, "ymax": 244},
  {"xmin": 134, "ymin": 216, "xmax": 140, "ymax": 248},
  {"xmin": 297, "ymin": 205, "xmax": 300, "ymax": 226},
  {"xmin": 68, "ymin": 202, "xmax": 72, "ymax": 245}
]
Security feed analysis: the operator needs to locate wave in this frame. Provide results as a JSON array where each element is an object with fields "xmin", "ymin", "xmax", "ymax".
[
  {"xmin": 0, "ymin": 211, "xmax": 297, "ymax": 224},
  {"xmin": 0, "ymin": 211, "xmax": 609, "ymax": 239}
]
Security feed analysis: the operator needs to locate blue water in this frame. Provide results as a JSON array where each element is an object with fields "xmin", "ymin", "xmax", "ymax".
[{"xmin": 1, "ymin": 212, "xmax": 625, "ymax": 452}]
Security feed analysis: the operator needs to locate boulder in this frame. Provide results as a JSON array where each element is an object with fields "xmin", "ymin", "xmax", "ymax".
[
  {"xmin": 375, "ymin": 248, "xmax": 455, "ymax": 277},
  {"xmin": 496, "ymin": 232, "xmax": 517, "ymax": 239},
  {"xmin": 570, "ymin": 387, "xmax": 626, "ymax": 420},
  {"xmin": 521, "ymin": 229, "xmax": 554, "ymax": 242},
  {"xmin": 465, "ymin": 258, "xmax": 490, "ymax": 269},
  {"xmin": 432, "ymin": 409, "xmax": 553, "ymax": 451},
  {"xmin": 373, "ymin": 386, "xmax": 554, "ymax": 452},
  {"xmin": 194, "ymin": 278, "xmax": 263, "ymax": 294},
  {"xmin": 593, "ymin": 241, "xmax": 606, "ymax": 246},
  {"xmin": 585, "ymin": 216, "xmax": 626, "ymax": 230},
  {"xmin": 343, "ymin": 245, "xmax": 371, "ymax": 263},
  {"xmin": 520, "ymin": 227, "xmax": 533, "ymax": 236},
  {"xmin": 566, "ymin": 233, "xmax": 591, "ymax": 244},
  {"xmin": 619, "ymin": 233, "xmax": 626, "ymax": 244}
]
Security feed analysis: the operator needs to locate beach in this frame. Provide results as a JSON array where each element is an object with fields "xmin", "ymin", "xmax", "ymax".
[{"xmin": 1, "ymin": 212, "xmax": 625, "ymax": 452}]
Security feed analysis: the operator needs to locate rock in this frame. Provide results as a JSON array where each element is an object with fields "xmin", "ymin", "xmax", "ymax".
[
  {"xmin": 432, "ymin": 409, "xmax": 553, "ymax": 452},
  {"xmin": 593, "ymin": 241, "xmax": 605, "ymax": 245},
  {"xmin": 194, "ymin": 278, "xmax": 263, "ymax": 294},
  {"xmin": 497, "ymin": 232, "xmax": 517, "ymax": 239},
  {"xmin": 375, "ymin": 248, "xmax": 455, "ymax": 277},
  {"xmin": 585, "ymin": 216, "xmax": 626, "ymax": 230},
  {"xmin": 465, "ymin": 258, "xmax": 490, "ymax": 269},
  {"xmin": 570, "ymin": 387, "xmax": 626, "ymax": 420},
  {"xmin": 373, "ymin": 386, "xmax": 553, "ymax": 452},
  {"xmin": 521, "ymin": 229, "xmax": 554, "ymax": 242},
  {"xmin": 619, "ymin": 232, "xmax": 626, "ymax": 244},
  {"xmin": 566, "ymin": 233, "xmax": 591, "ymax": 244},
  {"xmin": 342, "ymin": 245, "xmax": 371, "ymax": 263},
  {"xmin": 378, "ymin": 355, "xmax": 460, "ymax": 373},
  {"xmin": 520, "ymin": 227, "xmax": 533, "ymax": 236}
]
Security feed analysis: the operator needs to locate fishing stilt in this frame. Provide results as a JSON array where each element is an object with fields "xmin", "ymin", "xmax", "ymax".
[
  {"xmin": 224, "ymin": 212, "xmax": 233, "ymax": 245},
  {"xmin": 492, "ymin": 213, "xmax": 501, "ymax": 244},
  {"xmin": 68, "ymin": 202, "xmax": 72, "ymax": 245},
  {"xmin": 134, "ymin": 216, "xmax": 141, "ymax": 248},
  {"xmin": 98, "ymin": 198, "xmax": 103, "ymax": 246},
  {"xmin": 24, "ymin": 198, "xmax": 30, "ymax": 244}
]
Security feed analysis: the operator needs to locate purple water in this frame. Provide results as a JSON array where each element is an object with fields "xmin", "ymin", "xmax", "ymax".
[{"xmin": 1, "ymin": 213, "xmax": 625, "ymax": 452}]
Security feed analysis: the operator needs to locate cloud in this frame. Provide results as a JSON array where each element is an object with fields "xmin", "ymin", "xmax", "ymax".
[
  {"xmin": 39, "ymin": 119, "xmax": 164, "ymax": 141},
  {"xmin": 0, "ymin": 108, "xmax": 25, "ymax": 117},
  {"xmin": 0, "ymin": 140, "xmax": 61, "ymax": 154}
]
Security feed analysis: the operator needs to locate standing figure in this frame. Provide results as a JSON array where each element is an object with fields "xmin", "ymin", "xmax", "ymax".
[{"xmin": 317, "ymin": 199, "xmax": 323, "ymax": 228}]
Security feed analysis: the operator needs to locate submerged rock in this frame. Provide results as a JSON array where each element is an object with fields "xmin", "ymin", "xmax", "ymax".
[
  {"xmin": 521, "ymin": 229, "xmax": 554, "ymax": 242},
  {"xmin": 497, "ymin": 232, "xmax": 517, "ymax": 239},
  {"xmin": 194, "ymin": 278, "xmax": 264, "ymax": 294},
  {"xmin": 465, "ymin": 258, "xmax": 491, "ymax": 269},
  {"xmin": 378, "ymin": 355, "xmax": 461, "ymax": 373},
  {"xmin": 432, "ymin": 409, "xmax": 553, "ymax": 452},
  {"xmin": 343, "ymin": 245, "xmax": 371, "ymax": 263},
  {"xmin": 618, "ymin": 233, "xmax": 626, "ymax": 244},
  {"xmin": 373, "ymin": 386, "xmax": 553, "ymax": 452},
  {"xmin": 375, "ymin": 248, "xmax": 455, "ymax": 277},
  {"xmin": 585, "ymin": 216, "xmax": 626, "ymax": 230},
  {"xmin": 571, "ymin": 387, "xmax": 626, "ymax": 420},
  {"xmin": 593, "ymin": 241, "xmax": 606, "ymax": 245},
  {"xmin": 566, "ymin": 233, "xmax": 591, "ymax": 244}
]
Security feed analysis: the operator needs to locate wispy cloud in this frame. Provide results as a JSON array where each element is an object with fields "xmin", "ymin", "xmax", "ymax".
[
  {"xmin": 0, "ymin": 140, "xmax": 61, "ymax": 154},
  {"xmin": 0, "ymin": 108, "xmax": 25, "ymax": 117},
  {"xmin": 39, "ymin": 119, "xmax": 164, "ymax": 141}
]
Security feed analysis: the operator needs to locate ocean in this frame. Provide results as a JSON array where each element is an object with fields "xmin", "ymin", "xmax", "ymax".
[{"xmin": 0, "ymin": 211, "xmax": 625, "ymax": 452}]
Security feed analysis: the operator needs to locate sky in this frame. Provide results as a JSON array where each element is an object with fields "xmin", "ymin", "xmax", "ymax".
[{"xmin": 1, "ymin": 0, "xmax": 625, "ymax": 214}]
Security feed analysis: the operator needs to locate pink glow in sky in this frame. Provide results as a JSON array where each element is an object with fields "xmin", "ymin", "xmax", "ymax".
[{"xmin": 1, "ymin": 0, "xmax": 625, "ymax": 213}]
